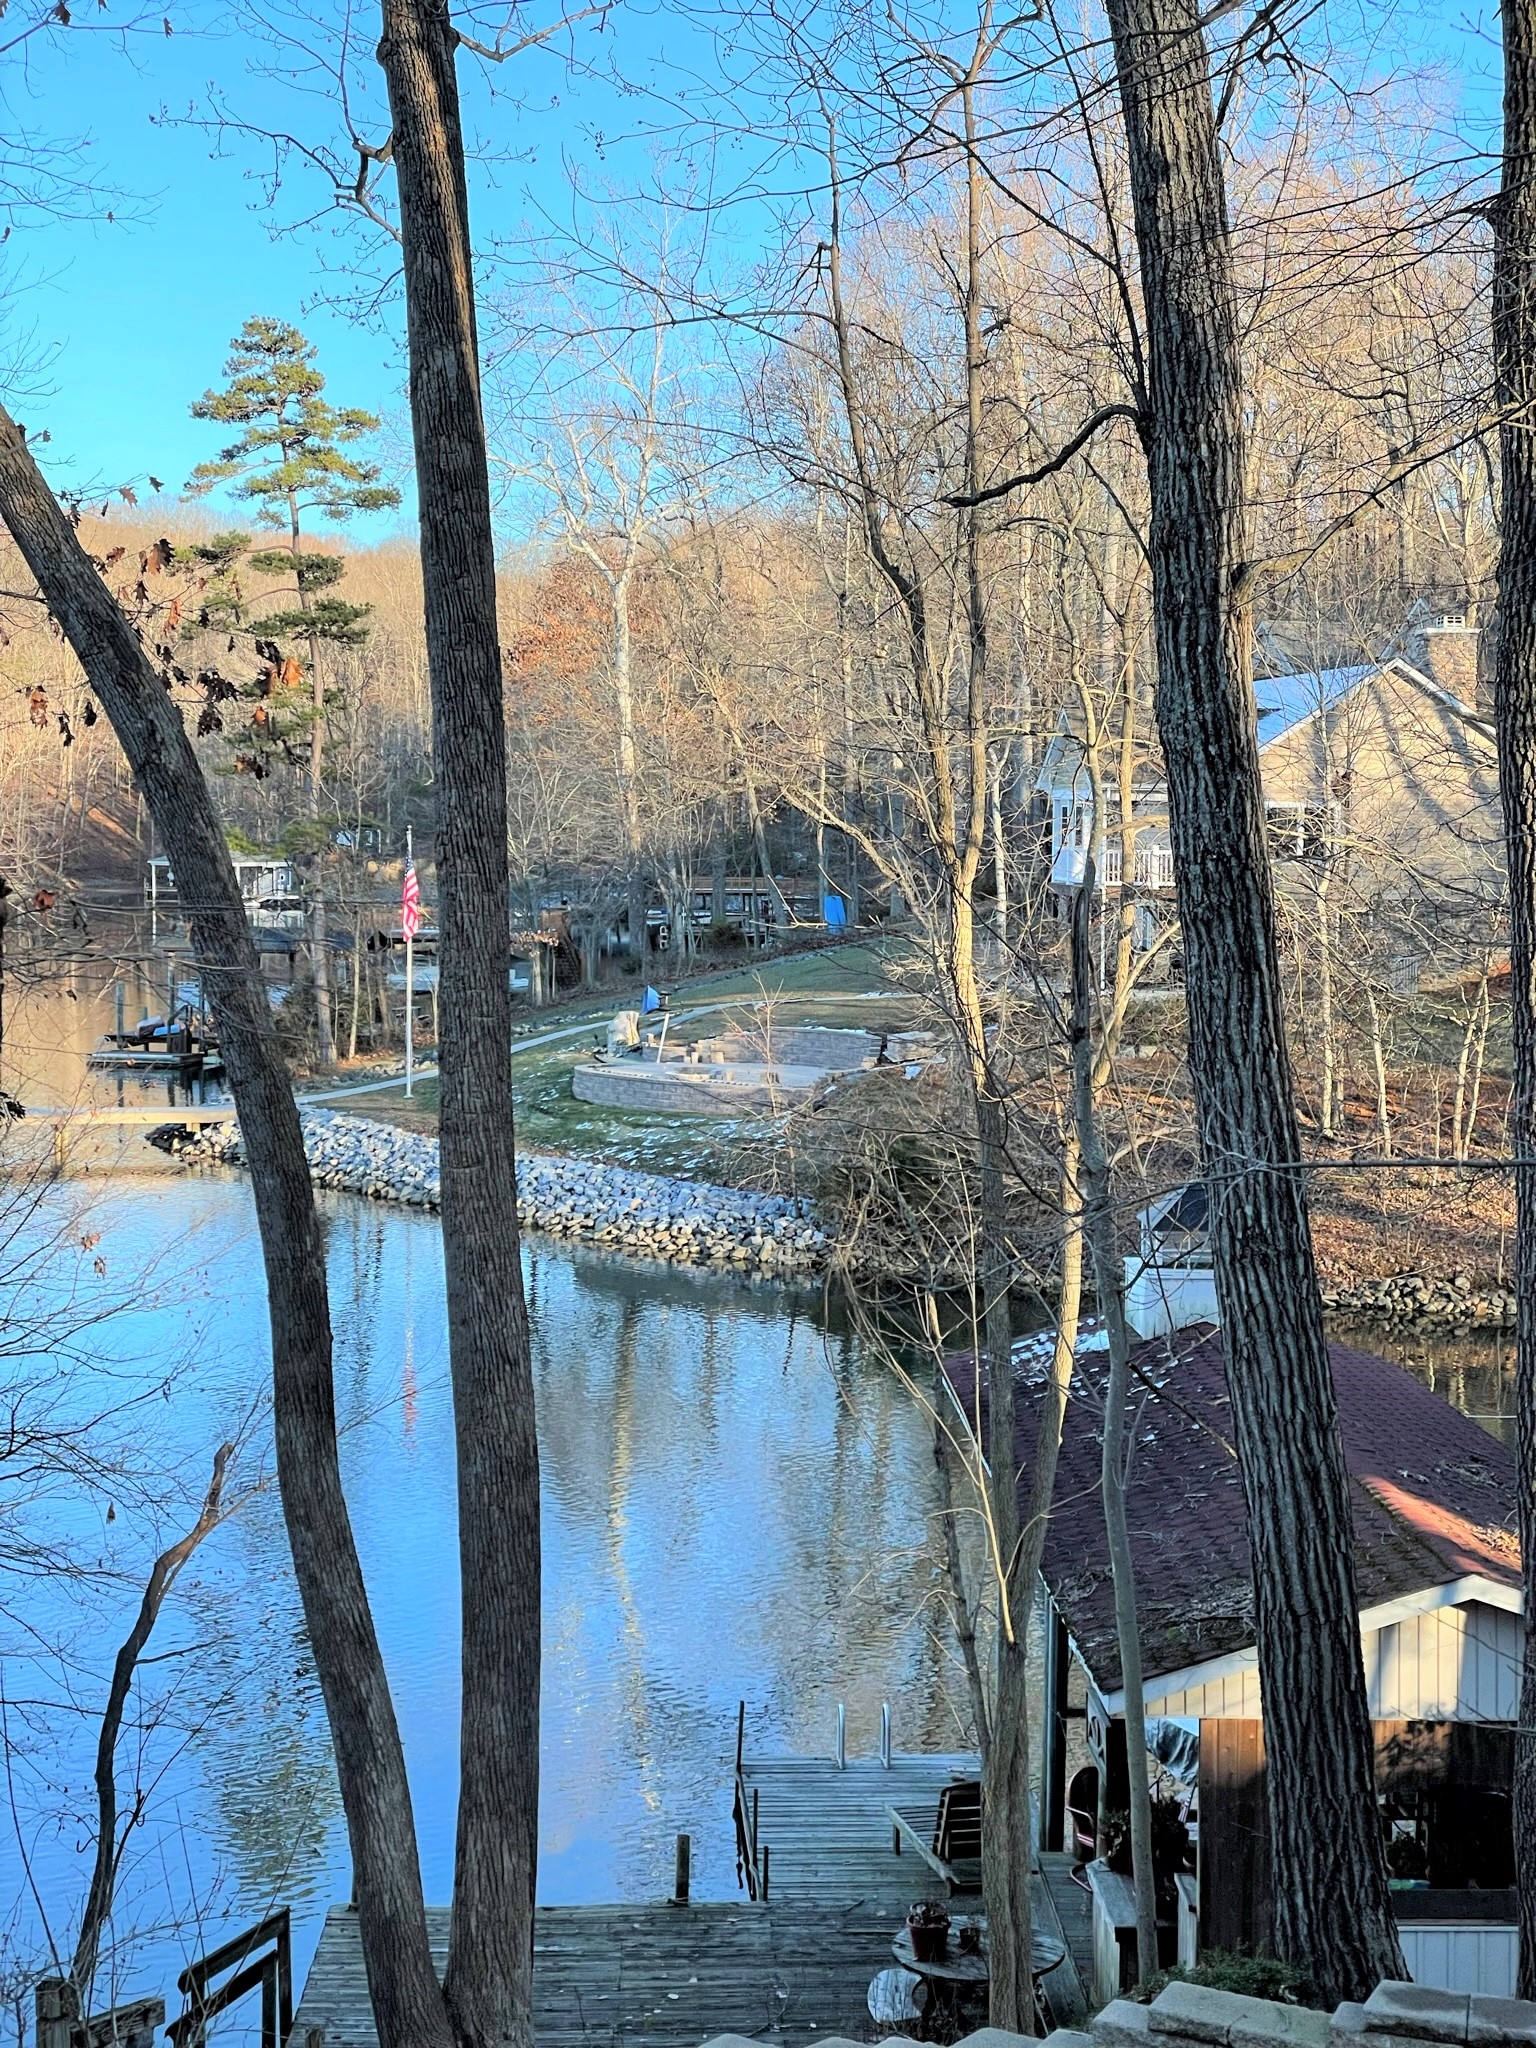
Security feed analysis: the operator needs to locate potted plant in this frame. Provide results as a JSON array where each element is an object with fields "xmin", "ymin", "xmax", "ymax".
[{"xmin": 908, "ymin": 1899, "xmax": 951, "ymax": 1963}]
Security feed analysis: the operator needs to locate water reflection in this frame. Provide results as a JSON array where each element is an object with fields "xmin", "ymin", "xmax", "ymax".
[
  {"xmin": 2, "ymin": 918, "xmax": 235, "ymax": 1111},
  {"xmin": 5, "ymin": 1175, "xmax": 956, "ymax": 2004}
]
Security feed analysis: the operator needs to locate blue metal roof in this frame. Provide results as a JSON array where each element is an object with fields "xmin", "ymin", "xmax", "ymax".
[{"xmin": 1254, "ymin": 664, "xmax": 1372, "ymax": 744}]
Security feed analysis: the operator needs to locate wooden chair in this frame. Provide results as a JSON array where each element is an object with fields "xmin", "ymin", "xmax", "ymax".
[
  {"xmin": 1065, "ymin": 1764, "xmax": 1099, "ymax": 1890},
  {"xmin": 888, "ymin": 1778, "xmax": 983, "ymax": 1893}
]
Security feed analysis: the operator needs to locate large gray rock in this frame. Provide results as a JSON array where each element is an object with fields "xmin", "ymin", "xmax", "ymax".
[
  {"xmin": 1093, "ymin": 2000, "xmax": 1155, "ymax": 2048},
  {"xmin": 1468, "ymin": 1998, "xmax": 1536, "ymax": 2048},
  {"xmin": 1149, "ymin": 1985, "xmax": 1329, "ymax": 2048},
  {"xmin": 1361, "ymin": 1985, "xmax": 1472, "ymax": 2046}
]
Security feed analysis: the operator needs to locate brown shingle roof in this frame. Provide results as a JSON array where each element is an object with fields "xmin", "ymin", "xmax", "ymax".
[{"xmin": 952, "ymin": 1323, "xmax": 1520, "ymax": 1697}]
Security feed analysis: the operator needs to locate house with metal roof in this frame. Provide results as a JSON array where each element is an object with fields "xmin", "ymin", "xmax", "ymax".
[
  {"xmin": 954, "ymin": 1320, "xmax": 1522, "ymax": 1998},
  {"xmin": 1034, "ymin": 618, "xmax": 1502, "ymax": 970}
]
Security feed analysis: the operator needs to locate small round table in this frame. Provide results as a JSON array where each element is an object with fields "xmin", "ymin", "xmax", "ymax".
[{"xmin": 891, "ymin": 1923, "xmax": 1067, "ymax": 2038}]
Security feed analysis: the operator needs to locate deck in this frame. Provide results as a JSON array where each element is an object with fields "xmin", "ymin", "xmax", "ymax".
[
  {"xmin": 739, "ymin": 1751, "xmax": 978, "ymax": 1906},
  {"xmin": 295, "ymin": 1900, "xmax": 952, "ymax": 2048},
  {"xmin": 289, "ymin": 1744, "xmax": 1091, "ymax": 2048},
  {"xmin": 738, "ymin": 1750, "xmax": 1088, "ymax": 2026}
]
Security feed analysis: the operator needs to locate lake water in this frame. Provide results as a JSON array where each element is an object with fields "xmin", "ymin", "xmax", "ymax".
[
  {"xmin": 4, "ymin": 1170, "xmax": 959, "ymax": 2013},
  {"xmin": 0, "ymin": 961, "xmax": 1518, "ymax": 2023}
]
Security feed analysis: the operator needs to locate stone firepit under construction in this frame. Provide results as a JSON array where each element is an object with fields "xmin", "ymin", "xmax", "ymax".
[{"xmin": 571, "ymin": 1020, "xmax": 933, "ymax": 1116}]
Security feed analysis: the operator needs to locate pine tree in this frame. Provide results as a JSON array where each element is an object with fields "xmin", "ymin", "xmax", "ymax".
[{"xmin": 189, "ymin": 317, "xmax": 400, "ymax": 1067}]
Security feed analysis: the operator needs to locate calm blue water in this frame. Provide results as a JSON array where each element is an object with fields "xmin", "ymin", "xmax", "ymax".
[{"xmin": 2, "ymin": 1173, "xmax": 956, "ymax": 2015}]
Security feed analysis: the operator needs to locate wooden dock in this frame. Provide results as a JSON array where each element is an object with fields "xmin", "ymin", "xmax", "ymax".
[
  {"xmin": 21, "ymin": 1105, "xmax": 238, "ymax": 1125},
  {"xmin": 290, "ymin": 1737, "xmax": 1091, "ymax": 2048},
  {"xmin": 739, "ymin": 1752, "xmax": 978, "ymax": 1905},
  {"xmin": 294, "ymin": 1900, "xmax": 946, "ymax": 2048},
  {"xmin": 738, "ymin": 1750, "xmax": 1087, "ymax": 2025}
]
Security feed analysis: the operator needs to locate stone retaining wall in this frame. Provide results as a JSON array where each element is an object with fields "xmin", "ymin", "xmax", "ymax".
[
  {"xmin": 703, "ymin": 1979, "xmax": 1536, "ymax": 2048},
  {"xmin": 1322, "ymin": 1271, "xmax": 1514, "ymax": 1331},
  {"xmin": 160, "ymin": 1108, "xmax": 829, "ymax": 1276}
]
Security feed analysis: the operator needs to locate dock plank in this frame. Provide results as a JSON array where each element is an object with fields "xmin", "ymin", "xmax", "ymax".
[
  {"xmin": 290, "ymin": 1747, "xmax": 1093, "ymax": 2048},
  {"xmin": 292, "ymin": 1901, "xmax": 911, "ymax": 2048}
]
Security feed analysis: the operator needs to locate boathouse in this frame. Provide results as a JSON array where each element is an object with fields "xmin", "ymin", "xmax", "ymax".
[{"xmin": 984, "ymin": 1323, "xmax": 1522, "ymax": 2000}]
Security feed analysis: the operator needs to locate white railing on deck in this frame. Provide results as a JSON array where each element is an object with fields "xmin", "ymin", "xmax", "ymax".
[{"xmin": 1051, "ymin": 841, "xmax": 1176, "ymax": 890}]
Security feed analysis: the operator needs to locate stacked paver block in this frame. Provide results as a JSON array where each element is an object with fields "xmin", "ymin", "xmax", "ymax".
[
  {"xmin": 698, "ymin": 1978, "xmax": 1536, "ymax": 2048},
  {"xmin": 1064, "ymin": 1982, "xmax": 1536, "ymax": 2048}
]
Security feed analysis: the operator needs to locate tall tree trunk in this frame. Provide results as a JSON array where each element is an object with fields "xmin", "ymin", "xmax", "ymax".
[
  {"xmin": 991, "ymin": 749, "xmax": 1009, "ymax": 957},
  {"xmin": 613, "ymin": 573, "xmax": 647, "ymax": 965},
  {"xmin": 378, "ymin": 4, "xmax": 542, "ymax": 2044},
  {"xmin": 1103, "ymin": 0, "xmax": 1403, "ymax": 2001},
  {"xmin": 1316, "ymin": 873, "xmax": 1335, "ymax": 1138},
  {"xmin": 290, "ymin": 494, "xmax": 335, "ymax": 1071},
  {"xmin": 312, "ymin": 888, "xmax": 336, "ymax": 1069},
  {"xmin": 1491, "ymin": 0, "xmax": 1536, "ymax": 1989},
  {"xmin": 349, "ymin": 906, "xmax": 364, "ymax": 1061},
  {"xmin": 0, "ymin": 405, "xmax": 455, "ymax": 2048},
  {"xmin": 1071, "ymin": 875, "xmax": 1157, "ymax": 1983},
  {"xmin": 1365, "ymin": 988, "xmax": 1393, "ymax": 1159}
]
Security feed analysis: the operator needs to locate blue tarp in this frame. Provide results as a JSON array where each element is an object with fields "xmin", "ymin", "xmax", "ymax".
[{"xmin": 1254, "ymin": 665, "xmax": 1370, "ymax": 742}]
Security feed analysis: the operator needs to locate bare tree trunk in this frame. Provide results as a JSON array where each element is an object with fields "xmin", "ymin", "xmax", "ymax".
[
  {"xmin": 1103, "ymin": 0, "xmax": 1403, "ymax": 2000},
  {"xmin": 1071, "ymin": 877, "xmax": 1157, "ymax": 1983},
  {"xmin": 73, "ymin": 1443, "xmax": 234, "ymax": 2001},
  {"xmin": 991, "ymin": 750, "xmax": 1009, "ymax": 958},
  {"xmin": 1467, "ymin": 971, "xmax": 1492, "ymax": 1158},
  {"xmin": 0, "ymin": 404, "xmax": 455, "ymax": 2048},
  {"xmin": 312, "ymin": 889, "xmax": 335, "ymax": 1070},
  {"xmin": 1365, "ymin": 987, "xmax": 1392, "ymax": 1159},
  {"xmin": 627, "ymin": 868, "xmax": 647, "ymax": 972},
  {"xmin": 1316, "ymin": 874, "xmax": 1336, "ymax": 1138},
  {"xmin": 613, "ymin": 574, "xmax": 648, "ymax": 966},
  {"xmin": 378, "ymin": 4, "xmax": 541, "ymax": 2044},
  {"xmin": 929, "ymin": 1326, "xmax": 991, "ymax": 1765},
  {"xmin": 1491, "ymin": 0, "xmax": 1536, "ymax": 1988},
  {"xmin": 348, "ymin": 907, "xmax": 364, "ymax": 1062},
  {"xmin": 289, "ymin": 499, "xmax": 335, "ymax": 1073}
]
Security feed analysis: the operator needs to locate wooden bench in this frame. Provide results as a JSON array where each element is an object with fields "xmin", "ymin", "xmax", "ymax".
[{"xmin": 888, "ymin": 1780, "xmax": 983, "ymax": 1893}]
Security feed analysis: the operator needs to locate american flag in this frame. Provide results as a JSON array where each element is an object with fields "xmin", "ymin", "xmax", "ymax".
[{"xmin": 401, "ymin": 855, "xmax": 421, "ymax": 942}]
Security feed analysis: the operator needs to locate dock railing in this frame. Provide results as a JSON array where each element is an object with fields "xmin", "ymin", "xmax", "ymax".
[
  {"xmin": 734, "ymin": 1696, "xmax": 895, "ymax": 1899},
  {"xmin": 168, "ymin": 1908, "xmax": 293, "ymax": 2048},
  {"xmin": 732, "ymin": 1700, "xmax": 766, "ymax": 1899}
]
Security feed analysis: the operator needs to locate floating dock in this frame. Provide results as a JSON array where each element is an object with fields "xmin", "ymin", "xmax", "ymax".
[{"xmin": 87, "ymin": 1032, "xmax": 224, "ymax": 1082}]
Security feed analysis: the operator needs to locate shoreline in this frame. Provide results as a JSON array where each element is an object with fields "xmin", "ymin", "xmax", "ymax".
[
  {"xmin": 160, "ymin": 1107, "xmax": 830, "ymax": 1277},
  {"xmin": 155, "ymin": 1112, "xmax": 1511, "ymax": 1326}
]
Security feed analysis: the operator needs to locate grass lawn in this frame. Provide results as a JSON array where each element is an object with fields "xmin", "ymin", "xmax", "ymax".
[{"xmin": 343, "ymin": 935, "xmax": 920, "ymax": 1178}]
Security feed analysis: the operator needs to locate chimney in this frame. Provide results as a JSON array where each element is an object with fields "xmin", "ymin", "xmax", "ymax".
[{"xmin": 1407, "ymin": 616, "xmax": 1480, "ymax": 705}]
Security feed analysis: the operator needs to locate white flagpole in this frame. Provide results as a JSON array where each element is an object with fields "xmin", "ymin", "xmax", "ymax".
[{"xmin": 404, "ymin": 824, "xmax": 414, "ymax": 1100}]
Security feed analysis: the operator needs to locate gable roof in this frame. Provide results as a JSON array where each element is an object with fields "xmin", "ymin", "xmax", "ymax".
[
  {"xmin": 1253, "ymin": 665, "xmax": 1372, "ymax": 746},
  {"xmin": 948, "ymin": 1326, "xmax": 1519, "ymax": 1700}
]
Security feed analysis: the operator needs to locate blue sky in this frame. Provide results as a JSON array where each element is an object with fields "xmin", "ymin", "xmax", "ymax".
[
  {"xmin": 0, "ymin": 0, "xmax": 1506, "ymax": 544},
  {"xmin": 2, "ymin": 0, "xmax": 670, "ymax": 533}
]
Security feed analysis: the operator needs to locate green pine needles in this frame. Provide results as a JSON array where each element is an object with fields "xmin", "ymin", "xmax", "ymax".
[
  {"xmin": 186, "ymin": 317, "xmax": 401, "ymax": 779},
  {"xmin": 189, "ymin": 317, "xmax": 400, "ymax": 531}
]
